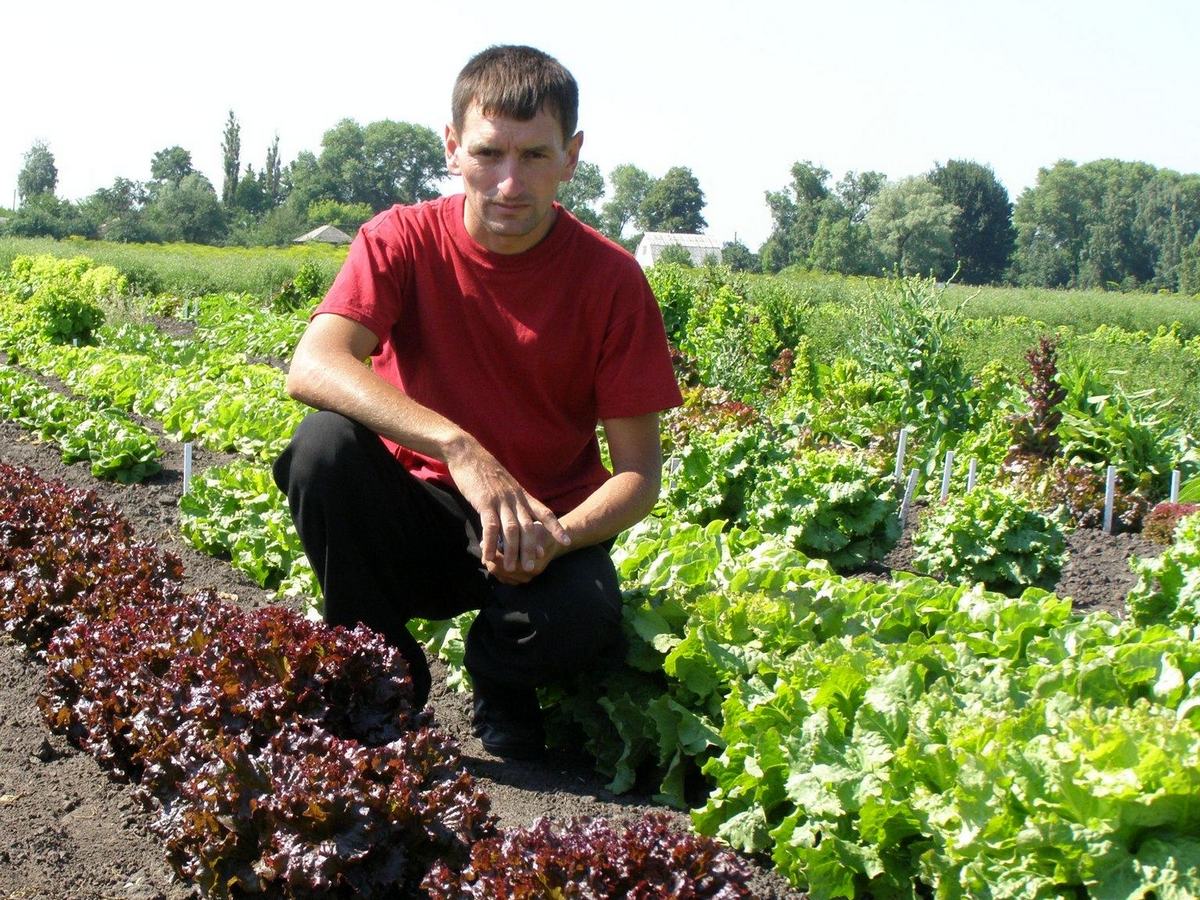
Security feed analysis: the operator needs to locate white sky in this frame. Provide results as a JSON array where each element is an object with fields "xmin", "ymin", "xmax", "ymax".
[{"xmin": 4, "ymin": 0, "xmax": 1198, "ymax": 249}]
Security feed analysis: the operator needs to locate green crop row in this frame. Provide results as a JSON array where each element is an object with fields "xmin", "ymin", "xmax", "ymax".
[
  {"xmin": 20, "ymin": 343, "xmax": 303, "ymax": 461},
  {"xmin": 0, "ymin": 365, "xmax": 161, "ymax": 482}
]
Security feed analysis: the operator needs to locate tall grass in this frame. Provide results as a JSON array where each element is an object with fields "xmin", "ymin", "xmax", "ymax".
[
  {"xmin": 943, "ymin": 282, "xmax": 1200, "ymax": 339},
  {"xmin": 0, "ymin": 236, "xmax": 346, "ymax": 298}
]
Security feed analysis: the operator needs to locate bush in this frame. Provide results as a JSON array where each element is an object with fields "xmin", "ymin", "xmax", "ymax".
[{"xmin": 912, "ymin": 485, "xmax": 1067, "ymax": 596}]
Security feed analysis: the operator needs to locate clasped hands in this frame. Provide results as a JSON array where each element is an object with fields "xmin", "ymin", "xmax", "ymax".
[{"xmin": 446, "ymin": 439, "xmax": 571, "ymax": 586}]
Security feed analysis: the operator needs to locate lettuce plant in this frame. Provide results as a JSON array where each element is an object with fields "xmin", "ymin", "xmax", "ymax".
[
  {"xmin": 748, "ymin": 448, "xmax": 900, "ymax": 571},
  {"xmin": 912, "ymin": 485, "xmax": 1067, "ymax": 595},
  {"xmin": 1127, "ymin": 511, "xmax": 1200, "ymax": 628},
  {"xmin": 423, "ymin": 812, "xmax": 752, "ymax": 899}
]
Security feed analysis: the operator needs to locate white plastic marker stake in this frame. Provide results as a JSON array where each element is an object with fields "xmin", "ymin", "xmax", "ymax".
[
  {"xmin": 1103, "ymin": 465, "xmax": 1117, "ymax": 534},
  {"xmin": 967, "ymin": 458, "xmax": 978, "ymax": 492},
  {"xmin": 939, "ymin": 451, "xmax": 955, "ymax": 502},
  {"xmin": 900, "ymin": 467, "xmax": 920, "ymax": 527},
  {"xmin": 893, "ymin": 427, "xmax": 909, "ymax": 483},
  {"xmin": 1171, "ymin": 469, "xmax": 1181, "ymax": 503},
  {"xmin": 666, "ymin": 456, "xmax": 681, "ymax": 492},
  {"xmin": 183, "ymin": 442, "xmax": 193, "ymax": 495}
]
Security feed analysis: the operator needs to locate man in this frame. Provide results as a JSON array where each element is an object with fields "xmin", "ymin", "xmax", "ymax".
[{"xmin": 273, "ymin": 45, "xmax": 681, "ymax": 760}]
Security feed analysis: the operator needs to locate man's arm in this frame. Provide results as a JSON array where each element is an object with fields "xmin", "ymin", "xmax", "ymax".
[
  {"xmin": 285, "ymin": 312, "xmax": 571, "ymax": 573},
  {"xmin": 486, "ymin": 411, "xmax": 662, "ymax": 585}
]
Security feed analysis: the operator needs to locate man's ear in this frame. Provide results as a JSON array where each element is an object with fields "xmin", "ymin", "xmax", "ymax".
[
  {"xmin": 561, "ymin": 130, "xmax": 584, "ymax": 182},
  {"xmin": 444, "ymin": 124, "xmax": 462, "ymax": 176}
]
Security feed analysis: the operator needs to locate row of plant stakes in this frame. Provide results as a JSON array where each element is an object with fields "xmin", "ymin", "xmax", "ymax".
[{"xmin": 2, "ymin": 251, "xmax": 1200, "ymax": 896}]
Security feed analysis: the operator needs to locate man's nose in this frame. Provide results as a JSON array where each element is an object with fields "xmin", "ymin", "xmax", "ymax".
[{"xmin": 496, "ymin": 159, "xmax": 523, "ymax": 196}]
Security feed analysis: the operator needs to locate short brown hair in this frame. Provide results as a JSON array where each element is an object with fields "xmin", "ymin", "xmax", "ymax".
[{"xmin": 452, "ymin": 45, "xmax": 578, "ymax": 145}]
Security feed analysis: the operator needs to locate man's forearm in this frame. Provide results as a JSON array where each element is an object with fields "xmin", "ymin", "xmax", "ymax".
[
  {"xmin": 287, "ymin": 340, "xmax": 467, "ymax": 463},
  {"xmin": 557, "ymin": 469, "xmax": 660, "ymax": 551}
]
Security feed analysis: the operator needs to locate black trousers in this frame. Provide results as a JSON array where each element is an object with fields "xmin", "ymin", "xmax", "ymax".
[{"xmin": 272, "ymin": 411, "xmax": 625, "ymax": 708}]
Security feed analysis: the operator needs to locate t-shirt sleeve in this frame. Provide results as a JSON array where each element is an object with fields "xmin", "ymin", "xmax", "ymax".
[
  {"xmin": 594, "ymin": 276, "xmax": 684, "ymax": 420},
  {"xmin": 312, "ymin": 215, "xmax": 408, "ymax": 351}
]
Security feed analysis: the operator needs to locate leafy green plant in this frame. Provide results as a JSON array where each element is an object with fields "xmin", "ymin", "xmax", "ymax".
[
  {"xmin": 179, "ymin": 461, "xmax": 316, "ymax": 600},
  {"xmin": 848, "ymin": 274, "xmax": 973, "ymax": 440},
  {"xmin": 912, "ymin": 485, "xmax": 1067, "ymax": 595},
  {"xmin": 1009, "ymin": 335, "xmax": 1067, "ymax": 456},
  {"xmin": 271, "ymin": 260, "xmax": 329, "ymax": 312},
  {"xmin": 663, "ymin": 419, "xmax": 782, "ymax": 526},
  {"xmin": 645, "ymin": 262, "xmax": 699, "ymax": 344},
  {"xmin": 748, "ymin": 448, "xmax": 899, "ymax": 570},
  {"xmin": 1055, "ymin": 357, "xmax": 1195, "ymax": 503},
  {"xmin": 679, "ymin": 274, "xmax": 780, "ymax": 402},
  {"xmin": 1127, "ymin": 511, "xmax": 1200, "ymax": 627},
  {"xmin": 1, "ymin": 254, "xmax": 122, "ymax": 344}
]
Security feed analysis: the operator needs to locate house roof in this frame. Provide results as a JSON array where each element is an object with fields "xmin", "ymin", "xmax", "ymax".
[
  {"xmin": 637, "ymin": 231, "xmax": 723, "ymax": 250},
  {"xmin": 293, "ymin": 224, "xmax": 353, "ymax": 244}
]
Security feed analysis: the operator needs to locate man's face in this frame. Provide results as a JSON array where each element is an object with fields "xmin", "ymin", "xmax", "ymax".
[{"xmin": 445, "ymin": 103, "xmax": 583, "ymax": 255}]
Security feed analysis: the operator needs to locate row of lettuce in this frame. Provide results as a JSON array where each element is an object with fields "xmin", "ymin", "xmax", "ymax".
[
  {"xmin": 0, "ymin": 463, "xmax": 753, "ymax": 898},
  {"xmin": 3, "ymin": 252, "xmax": 1200, "ymax": 896}
]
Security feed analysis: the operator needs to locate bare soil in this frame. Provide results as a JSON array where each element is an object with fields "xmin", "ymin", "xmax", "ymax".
[{"xmin": 0, "ymin": 419, "xmax": 1161, "ymax": 899}]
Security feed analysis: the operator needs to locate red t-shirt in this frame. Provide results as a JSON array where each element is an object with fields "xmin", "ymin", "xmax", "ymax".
[{"xmin": 314, "ymin": 194, "xmax": 683, "ymax": 514}]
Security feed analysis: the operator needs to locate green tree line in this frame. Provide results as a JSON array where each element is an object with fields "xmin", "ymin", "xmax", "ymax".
[
  {"xmin": 759, "ymin": 157, "xmax": 1200, "ymax": 292},
  {"xmin": 2, "ymin": 115, "xmax": 709, "ymax": 252},
  {"xmin": 5, "ymin": 120, "xmax": 1199, "ymax": 294}
]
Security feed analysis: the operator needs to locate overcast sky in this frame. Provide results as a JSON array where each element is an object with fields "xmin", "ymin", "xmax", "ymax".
[{"xmin": 5, "ymin": 0, "xmax": 1198, "ymax": 249}]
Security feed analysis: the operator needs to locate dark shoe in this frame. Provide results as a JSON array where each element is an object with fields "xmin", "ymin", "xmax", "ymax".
[{"xmin": 472, "ymin": 677, "xmax": 545, "ymax": 760}]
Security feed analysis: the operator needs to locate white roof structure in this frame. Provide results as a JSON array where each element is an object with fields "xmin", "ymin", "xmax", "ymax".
[
  {"xmin": 293, "ymin": 224, "xmax": 353, "ymax": 245},
  {"xmin": 635, "ymin": 231, "xmax": 724, "ymax": 268}
]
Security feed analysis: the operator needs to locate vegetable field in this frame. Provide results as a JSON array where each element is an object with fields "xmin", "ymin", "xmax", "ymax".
[{"xmin": 2, "ymin": 244, "xmax": 1200, "ymax": 898}]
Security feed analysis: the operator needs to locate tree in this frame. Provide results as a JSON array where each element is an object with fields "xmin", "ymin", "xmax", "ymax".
[
  {"xmin": 17, "ymin": 141, "xmax": 58, "ymax": 202},
  {"xmin": 638, "ymin": 166, "xmax": 706, "ymax": 234},
  {"xmin": 313, "ymin": 118, "xmax": 445, "ymax": 212},
  {"xmin": 928, "ymin": 160, "xmax": 1015, "ymax": 284},
  {"xmin": 809, "ymin": 217, "xmax": 879, "ymax": 275},
  {"xmin": 866, "ymin": 176, "xmax": 959, "ymax": 276},
  {"xmin": 264, "ymin": 133, "xmax": 284, "ymax": 208},
  {"xmin": 144, "ymin": 172, "xmax": 226, "ymax": 243},
  {"xmin": 557, "ymin": 160, "xmax": 604, "ymax": 228},
  {"xmin": 836, "ymin": 170, "xmax": 886, "ymax": 224},
  {"xmin": 1011, "ymin": 159, "xmax": 1167, "ymax": 289},
  {"xmin": 363, "ymin": 120, "xmax": 446, "ymax": 208},
  {"xmin": 79, "ymin": 177, "xmax": 152, "ymax": 242},
  {"xmin": 305, "ymin": 199, "xmax": 374, "ymax": 230},
  {"xmin": 149, "ymin": 146, "xmax": 195, "ymax": 188},
  {"xmin": 599, "ymin": 164, "xmax": 653, "ymax": 240},
  {"xmin": 1180, "ymin": 231, "xmax": 1200, "ymax": 295},
  {"xmin": 721, "ymin": 239, "xmax": 758, "ymax": 272},
  {"xmin": 760, "ymin": 161, "xmax": 835, "ymax": 271},
  {"xmin": 233, "ymin": 164, "xmax": 267, "ymax": 218},
  {"xmin": 658, "ymin": 244, "xmax": 694, "ymax": 267},
  {"xmin": 221, "ymin": 110, "xmax": 241, "ymax": 207},
  {"xmin": 760, "ymin": 162, "xmax": 885, "ymax": 273},
  {"xmin": 5, "ymin": 194, "xmax": 88, "ymax": 238}
]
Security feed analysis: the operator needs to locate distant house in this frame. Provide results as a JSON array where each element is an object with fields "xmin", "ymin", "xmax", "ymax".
[
  {"xmin": 634, "ymin": 232, "xmax": 724, "ymax": 268},
  {"xmin": 293, "ymin": 224, "xmax": 353, "ymax": 245}
]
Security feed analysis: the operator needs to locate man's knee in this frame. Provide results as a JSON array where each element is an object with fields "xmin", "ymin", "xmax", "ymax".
[{"xmin": 273, "ymin": 410, "xmax": 366, "ymax": 495}]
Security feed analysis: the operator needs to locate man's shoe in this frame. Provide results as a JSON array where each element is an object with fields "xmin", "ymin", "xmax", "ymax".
[
  {"xmin": 472, "ymin": 677, "xmax": 545, "ymax": 760},
  {"xmin": 474, "ymin": 719, "xmax": 546, "ymax": 760}
]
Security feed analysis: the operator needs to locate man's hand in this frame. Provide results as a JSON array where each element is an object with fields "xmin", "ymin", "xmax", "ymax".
[{"xmin": 444, "ymin": 434, "xmax": 571, "ymax": 579}]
